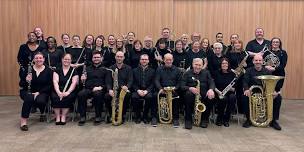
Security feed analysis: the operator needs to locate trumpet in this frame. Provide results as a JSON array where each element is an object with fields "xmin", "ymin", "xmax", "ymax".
[{"xmin": 154, "ymin": 47, "xmax": 163, "ymax": 66}]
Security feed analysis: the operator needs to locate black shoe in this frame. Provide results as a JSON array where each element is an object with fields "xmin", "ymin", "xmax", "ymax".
[
  {"xmin": 216, "ymin": 120, "xmax": 222, "ymax": 126},
  {"xmin": 242, "ymin": 120, "xmax": 252, "ymax": 128},
  {"xmin": 30, "ymin": 108, "xmax": 37, "ymax": 113},
  {"xmin": 60, "ymin": 121, "xmax": 66, "ymax": 125},
  {"xmin": 20, "ymin": 125, "xmax": 28, "ymax": 131},
  {"xmin": 173, "ymin": 119, "xmax": 180, "ymax": 128},
  {"xmin": 270, "ymin": 121, "xmax": 282, "ymax": 131},
  {"xmin": 185, "ymin": 120, "xmax": 192, "ymax": 129},
  {"xmin": 94, "ymin": 117, "xmax": 102, "ymax": 126},
  {"xmin": 39, "ymin": 115, "xmax": 46, "ymax": 122},
  {"xmin": 78, "ymin": 117, "xmax": 86, "ymax": 126},
  {"xmin": 223, "ymin": 122, "xmax": 230, "ymax": 127},
  {"xmin": 143, "ymin": 118, "xmax": 149, "ymax": 124},
  {"xmin": 200, "ymin": 122, "xmax": 208, "ymax": 128},
  {"xmin": 55, "ymin": 121, "xmax": 61, "ymax": 125},
  {"xmin": 151, "ymin": 117, "xmax": 157, "ymax": 127}
]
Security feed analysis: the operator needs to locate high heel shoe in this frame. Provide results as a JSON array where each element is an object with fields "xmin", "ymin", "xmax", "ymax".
[{"xmin": 20, "ymin": 125, "xmax": 28, "ymax": 131}]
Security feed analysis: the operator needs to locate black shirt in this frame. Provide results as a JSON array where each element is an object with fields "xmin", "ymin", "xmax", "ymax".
[
  {"xmin": 226, "ymin": 51, "xmax": 247, "ymax": 69},
  {"xmin": 155, "ymin": 65, "xmax": 182, "ymax": 90},
  {"xmin": 213, "ymin": 70, "xmax": 236, "ymax": 92},
  {"xmin": 42, "ymin": 49, "xmax": 64, "ymax": 69},
  {"xmin": 85, "ymin": 64, "xmax": 108, "ymax": 90},
  {"xmin": 132, "ymin": 66, "xmax": 155, "ymax": 92},
  {"xmin": 102, "ymin": 47, "xmax": 116, "ymax": 67},
  {"xmin": 57, "ymin": 45, "xmax": 72, "ymax": 54},
  {"xmin": 208, "ymin": 54, "xmax": 224, "ymax": 77},
  {"xmin": 155, "ymin": 38, "xmax": 175, "ymax": 50},
  {"xmin": 243, "ymin": 67, "xmax": 271, "ymax": 90},
  {"xmin": 129, "ymin": 49, "xmax": 145, "ymax": 68},
  {"xmin": 173, "ymin": 50, "xmax": 189, "ymax": 69},
  {"xmin": 181, "ymin": 69, "xmax": 215, "ymax": 96},
  {"xmin": 246, "ymin": 39, "xmax": 271, "ymax": 67},
  {"xmin": 106, "ymin": 64, "xmax": 133, "ymax": 90},
  {"xmin": 186, "ymin": 49, "xmax": 207, "ymax": 68}
]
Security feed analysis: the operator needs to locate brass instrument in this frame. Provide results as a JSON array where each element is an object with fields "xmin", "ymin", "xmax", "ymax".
[
  {"xmin": 111, "ymin": 68, "xmax": 128, "ymax": 126},
  {"xmin": 215, "ymin": 77, "xmax": 237, "ymax": 100},
  {"xmin": 192, "ymin": 77, "xmax": 206, "ymax": 126},
  {"xmin": 157, "ymin": 86, "xmax": 177, "ymax": 124},
  {"xmin": 27, "ymin": 56, "xmax": 33, "ymax": 92},
  {"xmin": 260, "ymin": 44, "xmax": 280, "ymax": 68},
  {"xmin": 232, "ymin": 51, "xmax": 249, "ymax": 77},
  {"xmin": 154, "ymin": 47, "xmax": 163, "ymax": 66},
  {"xmin": 248, "ymin": 75, "xmax": 284, "ymax": 127}
]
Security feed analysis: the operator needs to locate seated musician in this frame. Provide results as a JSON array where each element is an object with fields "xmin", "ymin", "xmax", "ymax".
[
  {"xmin": 155, "ymin": 53, "xmax": 182, "ymax": 127},
  {"xmin": 77, "ymin": 51, "xmax": 108, "ymax": 126},
  {"xmin": 19, "ymin": 52, "xmax": 53, "ymax": 131},
  {"xmin": 214, "ymin": 58, "xmax": 236, "ymax": 127},
  {"xmin": 181, "ymin": 58, "xmax": 215, "ymax": 129},
  {"xmin": 131, "ymin": 54, "xmax": 155, "ymax": 124}
]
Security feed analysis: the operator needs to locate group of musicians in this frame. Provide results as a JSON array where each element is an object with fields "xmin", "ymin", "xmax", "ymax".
[{"xmin": 17, "ymin": 27, "xmax": 287, "ymax": 132}]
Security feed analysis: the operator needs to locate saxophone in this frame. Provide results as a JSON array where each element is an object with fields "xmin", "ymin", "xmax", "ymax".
[
  {"xmin": 249, "ymin": 75, "xmax": 284, "ymax": 127},
  {"xmin": 192, "ymin": 77, "xmax": 206, "ymax": 126},
  {"xmin": 158, "ymin": 86, "xmax": 176, "ymax": 124},
  {"xmin": 232, "ymin": 51, "xmax": 249, "ymax": 77},
  {"xmin": 111, "ymin": 68, "xmax": 127, "ymax": 126}
]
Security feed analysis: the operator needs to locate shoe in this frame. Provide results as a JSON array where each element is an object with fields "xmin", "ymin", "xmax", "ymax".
[
  {"xmin": 200, "ymin": 122, "xmax": 208, "ymax": 128},
  {"xmin": 173, "ymin": 119, "xmax": 180, "ymax": 128},
  {"xmin": 143, "ymin": 119, "xmax": 149, "ymax": 124},
  {"xmin": 216, "ymin": 120, "xmax": 222, "ymax": 126},
  {"xmin": 60, "ymin": 121, "xmax": 66, "ymax": 125},
  {"xmin": 55, "ymin": 121, "xmax": 61, "ymax": 125},
  {"xmin": 94, "ymin": 117, "xmax": 102, "ymax": 126},
  {"xmin": 39, "ymin": 115, "xmax": 46, "ymax": 122},
  {"xmin": 242, "ymin": 120, "xmax": 252, "ymax": 128},
  {"xmin": 223, "ymin": 122, "xmax": 230, "ymax": 127},
  {"xmin": 270, "ymin": 121, "xmax": 282, "ymax": 131},
  {"xmin": 135, "ymin": 118, "xmax": 141, "ymax": 124},
  {"xmin": 20, "ymin": 125, "xmax": 28, "ymax": 131},
  {"xmin": 185, "ymin": 120, "xmax": 192, "ymax": 129},
  {"xmin": 151, "ymin": 117, "xmax": 157, "ymax": 127},
  {"xmin": 78, "ymin": 117, "xmax": 86, "ymax": 126}
]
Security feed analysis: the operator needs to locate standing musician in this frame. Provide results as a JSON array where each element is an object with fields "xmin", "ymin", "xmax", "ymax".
[
  {"xmin": 211, "ymin": 33, "xmax": 227, "ymax": 52},
  {"xmin": 115, "ymin": 36, "xmax": 130, "ymax": 65},
  {"xmin": 82, "ymin": 34, "xmax": 94, "ymax": 65},
  {"xmin": 34, "ymin": 27, "xmax": 47, "ymax": 49},
  {"xmin": 181, "ymin": 58, "xmax": 215, "ymax": 129},
  {"xmin": 131, "ymin": 54, "xmax": 155, "ymax": 124},
  {"xmin": 57, "ymin": 33, "xmax": 72, "ymax": 54},
  {"xmin": 186, "ymin": 41, "xmax": 207, "ymax": 69},
  {"xmin": 242, "ymin": 54, "xmax": 271, "ymax": 128},
  {"xmin": 77, "ymin": 51, "xmax": 108, "ymax": 126},
  {"xmin": 208, "ymin": 42, "xmax": 225, "ymax": 77},
  {"xmin": 262, "ymin": 37, "xmax": 288, "ymax": 130},
  {"xmin": 42, "ymin": 36, "xmax": 64, "ymax": 70},
  {"xmin": 246, "ymin": 28, "xmax": 271, "ymax": 67},
  {"xmin": 223, "ymin": 34, "xmax": 239, "ymax": 55},
  {"xmin": 19, "ymin": 52, "xmax": 53, "ymax": 131},
  {"xmin": 93, "ymin": 35, "xmax": 105, "ymax": 52},
  {"xmin": 125, "ymin": 32, "xmax": 135, "ymax": 52},
  {"xmin": 213, "ymin": 58, "xmax": 236, "ymax": 127},
  {"xmin": 173, "ymin": 39, "xmax": 189, "ymax": 72},
  {"xmin": 155, "ymin": 28, "xmax": 175, "ymax": 51},
  {"xmin": 105, "ymin": 51, "xmax": 133, "ymax": 123},
  {"xmin": 142, "ymin": 36, "xmax": 157, "ymax": 69},
  {"xmin": 129, "ymin": 40, "xmax": 144, "ymax": 68},
  {"xmin": 51, "ymin": 53, "xmax": 79, "ymax": 125},
  {"xmin": 154, "ymin": 53, "xmax": 182, "ymax": 127},
  {"xmin": 180, "ymin": 34, "xmax": 190, "ymax": 52},
  {"xmin": 103, "ymin": 35, "xmax": 116, "ymax": 67},
  {"xmin": 154, "ymin": 38, "xmax": 171, "ymax": 67}
]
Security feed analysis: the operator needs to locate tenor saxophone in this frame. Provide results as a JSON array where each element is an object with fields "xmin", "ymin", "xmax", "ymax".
[{"xmin": 192, "ymin": 77, "xmax": 206, "ymax": 126}]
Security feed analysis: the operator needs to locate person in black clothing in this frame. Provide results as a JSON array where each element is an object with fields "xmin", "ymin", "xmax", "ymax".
[
  {"xmin": 242, "ymin": 54, "xmax": 271, "ymax": 128},
  {"xmin": 103, "ymin": 35, "xmax": 116, "ymax": 67},
  {"xmin": 208, "ymin": 42, "xmax": 225, "ymax": 77},
  {"xmin": 213, "ymin": 58, "xmax": 236, "ymax": 127},
  {"xmin": 155, "ymin": 27, "xmax": 175, "ymax": 51},
  {"xmin": 154, "ymin": 53, "xmax": 182, "ymax": 127},
  {"xmin": 34, "ymin": 27, "xmax": 47, "ymax": 49},
  {"xmin": 77, "ymin": 51, "xmax": 108, "ymax": 126},
  {"xmin": 129, "ymin": 40, "xmax": 145, "ymax": 68},
  {"xmin": 115, "ymin": 36, "xmax": 130, "ymax": 65},
  {"xmin": 93, "ymin": 35, "xmax": 105, "ymax": 52},
  {"xmin": 57, "ymin": 33, "xmax": 72, "ymax": 54},
  {"xmin": 132, "ymin": 54, "xmax": 155, "ymax": 124},
  {"xmin": 42, "ymin": 36, "xmax": 64, "ymax": 70},
  {"xmin": 154, "ymin": 38, "xmax": 171, "ymax": 67},
  {"xmin": 142, "ymin": 36, "xmax": 157, "ymax": 69},
  {"xmin": 223, "ymin": 34, "xmax": 239, "ymax": 55},
  {"xmin": 262, "ymin": 37, "xmax": 288, "ymax": 130},
  {"xmin": 181, "ymin": 58, "xmax": 215, "ymax": 129},
  {"xmin": 173, "ymin": 39, "xmax": 189, "ymax": 72},
  {"xmin": 51, "ymin": 53, "xmax": 79, "ymax": 125},
  {"xmin": 82, "ymin": 34, "xmax": 94, "ymax": 65},
  {"xmin": 211, "ymin": 32, "xmax": 227, "ymax": 52},
  {"xmin": 105, "ymin": 51, "xmax": 133, "ymax": 123},
  {"xmin": 19, "ymin": 52, "xmax": 53, "ymax": 131},
  {"xmin": 180, "ymin": 34, "xmax": 190, "ymax": 52},
  {"xmin": 186, "ymin": 41, "xmax": 208, "ymax": 69},
  {"xmin": 246, "ymin": 28, "xmax": 271, "ymax": 67},
  {"xmin": 125, "ymin": 32, "xmax": 135, "ymax": 53},
  {"xmin": 18, "ymin": 32, "xmax": 44, "ymax": 81}
]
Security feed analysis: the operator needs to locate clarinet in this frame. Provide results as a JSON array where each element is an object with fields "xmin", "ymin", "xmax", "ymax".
[
  {"xmin": 27, "ymin": 56, "xmax": 33, "ymax": 93},
  {"xmin": 82, "ymin": 55, "xmax": 87, "ymax": 87}
]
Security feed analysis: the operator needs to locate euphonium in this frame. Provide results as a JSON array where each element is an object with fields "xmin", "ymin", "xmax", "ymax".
[
  {"xmin": 158, "ymin": 86, "xmax": 176, "ymax": 124},
  {"xmin": 192, "ymin": 77, "xmax": 206, "ymax": 126},
  {"xmin": 249, "ymin": 75, "xmax": 284, "ymax": 127},
  {"xmin": 111, "ymin": 68, "xmax": 127, "ymax": 126}
]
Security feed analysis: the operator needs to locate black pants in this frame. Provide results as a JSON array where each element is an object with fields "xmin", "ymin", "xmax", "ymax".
[
  {"xmin": 104, "ymin": 90, "xmax": 130, "ymax": 119},
  {"xmin": 184, "ymin": 90, "xmax": 213, "ymax": 123},
  {"xmin": 77, "ymin": 89, "xmax": 105, "ymax": 118},
  {"xmin": 216, "ymin": 92, "xmax": 236, "ymax": 123},
  {"xmin": 155, "ymin": 91, "xmax": 180, "ymax": 120},
  {"xmin": 235, "ymin": 77, "xmax": 244, "ymax": 114},
  {"xmin": 131, "ymin": 92, "xmax": 153, "ymax": 120},
  {"xmin": 242, "ymin": 94, "xmax": 282, "ymax": 120},
  {"xmin": 20, "ymin": 90, "xmax": 48, "ymax": 118}
]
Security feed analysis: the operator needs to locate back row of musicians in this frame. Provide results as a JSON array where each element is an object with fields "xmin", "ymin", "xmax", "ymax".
[{"xmin": 17, "ymin": 27, "xmax": 287, "ymax": 131}]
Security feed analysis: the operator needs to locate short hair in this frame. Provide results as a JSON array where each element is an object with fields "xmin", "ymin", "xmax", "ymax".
[
  {"xmin": 162, "ymin": 27, "xmax": 170, "ymax": 32},
  {"xmin": 92, "ymin": 50, "xmax": 102, "ymax": 57},
  {"xmin": 46, "ymin": 36, "xmax": 57, "ymax": 48},
  {"xmin": 213, "ymin": 42, "xmax": 223, "ymax": 49},
  {"xmin": 72, "ymin": 35, "xmax": 80, "ymax": 39},
  {"xmin": 128, "ymin": 31, "xmax": 136, "ymax": 37},
  {"xmin": 192, "ymin": 58, "xmax": 203, "ymax": 64},
  {"xmin": 61, "ymin": 33, "xmax": 70, "ymax": 39},
  {"xmin": 140, "ymin": 54, "xmax": 149, "ymax": 60}
]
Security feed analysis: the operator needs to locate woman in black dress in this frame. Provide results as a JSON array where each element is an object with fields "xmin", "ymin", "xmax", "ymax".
[
  {"xmin": 57, "ymin": 33, "xmax": 72, "ymax": 54},
  {"xmin": 51, "ymin": 53, "xmax": 79, "ymax": 125},
  {"xmin": 19, "ymin": 52, "xmax": 53, "ymax": 131},
  {"xmin": 42, "ymin": 36, "xmax": 64, "ymax": 70}
]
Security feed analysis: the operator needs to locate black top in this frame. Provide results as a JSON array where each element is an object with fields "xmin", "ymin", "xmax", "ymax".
[
  {"xmin": 173, "ymin": 50, "xmax": 189, "ymax": 69},
  {"xmin": 155, "ymin": 65, "xmax": 182, "ymax": 90},
  {"xmin": 129, "ymin": 49, "xmax": 145, "ymax": 68},
  {"xmin": 106, "ymin": 64, "xmax": 133, "ymax": 90},
  {"xmin": 66, "ymin": 47, "xmax": 86, "ymax": 64},
  {"xmin": 186, "ymin": 49, "xmax": 207, "ymax": 68},
  {"xmin": 243, "ymin": 67, "xmax": 271, "ymax": 90},
  {"xmin": 57, "ymin": 45, "xmax": 72, "ymax": 54},
  {"xmin": 132, "ymin": 66, "xmax": 155, "ymax": 92},
  {"xmin": 213, "ymin": 70, "xmax": 236, "ymax": 92},
  {"xmin": 102, "ymin": 47, "xmax": 116, "ymax": 67},
  {"xmin": 55, "ymin": 67, "xmax": 78, "ymax": 92},
  {"xmin": 85, "ymin": 64, "xmax": 108, "ymax": 90},
  {"xmin": 226, "ymin": 51, "xmax": 247, "ymax": 69},
  {"xmin": 42, "ymin": 49, "xmax": 64, "ymax": 69},
  {"xmin": 245, "ymin": 39, "xmax": 271, "ymax": 67},
  {"xmin": 19, "ymin": 66, "xmax": 53, "ymax": 94},
  {"xmin": 17, "ymin": 44, "xmax": 44, "ymax": 70},
  {"xmin": 155, "ymin": 38, "xmax": 175, "ymax": 50},
  {"xmin": 181, "ymin": 69, "xmax": 215, "ymax": 96},
  {"xmin": 38, "ymin": 40, "xmax": 47, "ymax": 50},
  {"xmin": 142, "ymin": 47, "xmax": 157, "ymax": 69},
  {"xmin": 208, "ymin": 54, "xmax": 225, "ymax": 77}
]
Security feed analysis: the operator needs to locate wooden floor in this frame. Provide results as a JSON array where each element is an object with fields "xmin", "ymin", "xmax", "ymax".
[{"xmin": 0, "ymin": 96, "xmax": 303, "ymax": 152}]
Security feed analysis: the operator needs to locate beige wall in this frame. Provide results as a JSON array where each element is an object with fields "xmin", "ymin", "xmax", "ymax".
[{"xmin": 0, "ymin": 0, "xmax": 303, "ymax": 99}]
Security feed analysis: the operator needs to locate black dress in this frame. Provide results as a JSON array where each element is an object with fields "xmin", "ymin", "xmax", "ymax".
[{"xmin": 51, "ymin": 67, "xmax": 78, "ymax": 108}]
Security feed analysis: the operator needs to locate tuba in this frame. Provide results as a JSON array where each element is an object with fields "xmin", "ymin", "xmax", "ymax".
[
  {"xmin": 192, "ymin": 77, "xmax": 206, "ymax": 126},
  {"xmin": 249, "ymin": 75, "xmax": 284, "ymax": 127},
  {"xmin": 111, "ymin": 68, "xmax": 128, "ymax": 126},
  {"xmin": 157, "ymin": 87, "xmax": 177, "ymax": 124}
]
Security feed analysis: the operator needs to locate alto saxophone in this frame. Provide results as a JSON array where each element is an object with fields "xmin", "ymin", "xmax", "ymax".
[
  {"xmin": 232, "ymin": 51, "xmax": 249, "ymax": 77},
  {"xmin": 192, "ymin": 77, "xmax": 206, "ymax": 126},
  {"xmin": 158, "ymin": 86, "xmax": 177, "ymax": 124}
]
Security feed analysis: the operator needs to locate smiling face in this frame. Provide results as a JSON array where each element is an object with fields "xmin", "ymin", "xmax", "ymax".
[
  {"xmin": 62, "ymin": 54, "xmax": 72, "ymax": 66},
  {"xmin": 34, "ymin": 53, "xmax": 45, "ymax": 66},
  {"xmin": 164, "ymin": 53, "xmax": 173, "ymax": 67},
  {"xmin": 139, "ymin": 54, "xmax": 149, "ymax": 67},
  {"xmin": 253, "ymin": 54, "xmax": 263, "ymax": 69},
  {"xmin": 62, "ymin": 34, "xmax": 70, "ymax": 45},
  {"xmin": 92, "ymin": 53, "xmax": 102, "ymax": 65},
  {"xmin": 34, "ymin": 27, "xmax": 43, "ymax": 38},
  {"xmin": 255, "ymin": 28, "xmax": 264, "ymax": 40},
  {"xmin": 271, "ymin": 38, "xmax": 281, "ymax": 50},
  {"xmin": 115, "ymin": 51, "xmax": 125, "ymax": 64},
  {"xmin": 72, "ymin": 36, "xmax": 80, "ymax": 47},
  {"xmin": 47, "ymin": 37, "xmax": 56, "ymax": 49},
  {"xmin": 221, "ymin": 60, "xmax": 229, "ymax": 71},
  {"xmin": 28, "ymin": 32, "xmax": 37, "ymax": 43}
]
